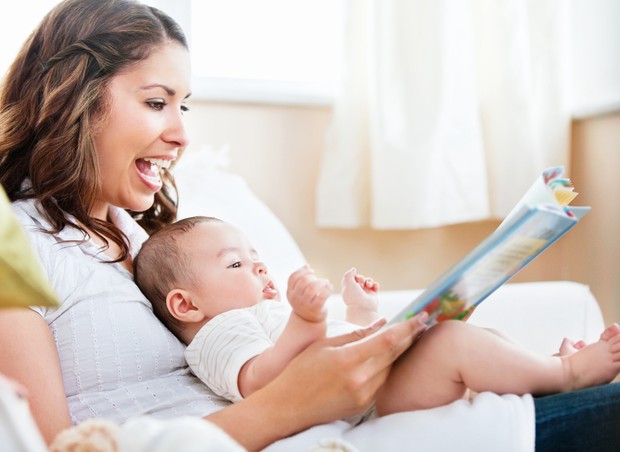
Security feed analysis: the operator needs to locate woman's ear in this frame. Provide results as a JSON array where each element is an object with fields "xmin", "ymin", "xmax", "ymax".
[{"xmin": 166, "ymin": 289, "xmax": 206, "ymax": 324}]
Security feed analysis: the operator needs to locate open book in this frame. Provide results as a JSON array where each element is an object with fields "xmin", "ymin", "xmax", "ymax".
[
  {"xmin": 389, "ymin": 166, "xmax": 589, "ymax": 325},
  {"xmin": 0, "ymin": 185, "xmax": 59, "ymax": 309}
]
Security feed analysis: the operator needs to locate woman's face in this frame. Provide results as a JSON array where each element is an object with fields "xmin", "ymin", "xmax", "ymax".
[{"xmin": 91, "ymin": 41, "xmax": 191, "ymax": 219}]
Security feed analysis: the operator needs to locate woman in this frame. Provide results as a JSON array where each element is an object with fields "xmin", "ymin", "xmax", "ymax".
[
  {"xmin": 0, "ymin": 0, "xmax": 425, "ymax": 448},
  {"xmin": 0, "ymin": 1, "xmax": 619, "ymax": 450}
]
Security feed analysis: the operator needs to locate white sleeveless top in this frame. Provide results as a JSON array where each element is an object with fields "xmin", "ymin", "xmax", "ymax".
[{"xmin": 12, "ymin": 198, "xmax": 230, "ymax": 425}]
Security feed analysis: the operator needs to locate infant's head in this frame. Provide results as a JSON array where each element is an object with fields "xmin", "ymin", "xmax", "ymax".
[{"xmin": 134, "ymin": 216, "xmax": 280, "ymax": 343}]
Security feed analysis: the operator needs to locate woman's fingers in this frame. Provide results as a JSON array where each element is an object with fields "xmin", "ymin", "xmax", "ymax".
[
  {"xmin": 326, "ymin": 318, "xmax": 387, "ymax": 347},
  {"xmin": 320, "ymin": 314, "xmax": 428, "ymax": 410},
  {"xmin": 262, "ymin": 313, "xmax": 428, "ymax": 426},
  {"xmin": 353, "ymin": 314, "xmax": 428, "ymax": 365},
  {"xmin": 325, "ymin": 313, "xmax": 428, "ymax": 378}
]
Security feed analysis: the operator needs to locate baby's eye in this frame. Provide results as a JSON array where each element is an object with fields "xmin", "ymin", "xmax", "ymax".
[
  {"xmin": 229, "ymin": 261, "xmax": 241, "ymax": 269},
  {"xmin": 147, "ymin": 100, "xmax": 165, "ymax": 111}
]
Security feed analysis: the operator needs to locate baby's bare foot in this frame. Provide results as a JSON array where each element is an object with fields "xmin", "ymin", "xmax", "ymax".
[
  {"xmin": 554, "ymin": 338, "xmax": 587, "ymax": 357},
  {"xmin": 561, "ymin": 323, "xmax": 620, "ymax": 391},
  {"xmin": 601, "ymin": 324, "xmax": 620, "ymax": 341}
]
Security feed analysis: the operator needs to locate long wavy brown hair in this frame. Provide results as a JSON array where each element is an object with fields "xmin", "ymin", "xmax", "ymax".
[{"xmin": 0, "ymin": 0, "xmax": 187, "ymax": 263}]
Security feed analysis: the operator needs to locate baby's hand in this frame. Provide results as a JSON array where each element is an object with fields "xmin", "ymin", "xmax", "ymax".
[
  {"xmin": 341, "ymin": 268, "xmax": 380, "ymax": 325},
  {"xmin": 286, "ymin": 265, "xmax": 332, "ymax": 323}
]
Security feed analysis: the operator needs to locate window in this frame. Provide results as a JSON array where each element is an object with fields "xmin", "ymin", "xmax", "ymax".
[
  {"xmin": 154, "ymin": 0, "xmax": 345, "ymax": 105},
  {"xmin": 570, "ymin": 0, "xmax": 620, "ymax": 117},
  {"xmin": 5, "ymin": 1, "xmax": 618, "ymax": 112},
  {"xmin": 2, "ymin": 1, "xmax": 343, "ymax": 106},
  {"xmin": 0, "ymin": 1, "xmax": 62, "ymax": 78}
]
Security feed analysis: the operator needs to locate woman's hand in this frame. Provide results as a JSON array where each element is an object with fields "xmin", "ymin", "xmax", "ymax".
[
  {"xmin": 208, "ymin": 313, "xmax": 428, "ymax": 450},
  {"xmin": 276, "ymin": 314, "xmax": 429, "ymax": 421}
]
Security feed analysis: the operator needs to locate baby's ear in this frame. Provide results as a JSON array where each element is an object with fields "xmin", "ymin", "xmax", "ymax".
[{"xmin": 166, "ymin": 289, "xmax": 206, "ymax": 323}]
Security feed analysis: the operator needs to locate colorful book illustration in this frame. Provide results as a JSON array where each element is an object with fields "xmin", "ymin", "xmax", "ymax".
[
  {"xmin": 389, "ymin": 166, "xmax": 589, "ymax": 326},
  {"xmin": 0, "ymin": 185, "xmax": 60, "ymax": 309}
]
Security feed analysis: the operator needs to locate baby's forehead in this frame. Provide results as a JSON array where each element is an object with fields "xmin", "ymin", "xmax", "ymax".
[
  {"xmin": 190, "ymin": 221, "xmax": 251, "ymax": 247},
  {"xmin": 193, "ymin": 220, "xmax": 240, "ymax": 235}
]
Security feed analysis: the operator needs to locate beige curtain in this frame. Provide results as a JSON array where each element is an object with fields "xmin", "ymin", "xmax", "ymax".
[{"xmin": 316, "ymin": 0, "xmax": 571, "ymax": 229}]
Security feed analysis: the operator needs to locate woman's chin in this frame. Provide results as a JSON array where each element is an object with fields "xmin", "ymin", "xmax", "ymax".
[{"xmin": 124, "ymin": 194, "xmax": 156, "ymax": 213}]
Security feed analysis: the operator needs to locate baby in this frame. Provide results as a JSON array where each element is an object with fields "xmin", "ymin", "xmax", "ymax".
[{"xmin": 134, "ymin": 216, "xmax": 620, "ymax": 416}]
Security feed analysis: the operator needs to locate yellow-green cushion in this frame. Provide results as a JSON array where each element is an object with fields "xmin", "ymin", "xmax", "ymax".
[{"xmin": 0, "ymin": 185, "xmax": 59, "ymax": 308}]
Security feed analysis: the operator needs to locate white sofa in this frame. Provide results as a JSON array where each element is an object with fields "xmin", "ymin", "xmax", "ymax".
[
  {"xmin": 170, "ymin": 150, "xmax": 606, "ymax": 451},
  {"xmin": 174, "ymin": 150, "xmax": 605, "ymax": 357},
  {"xmin": 1, "ymin": 151, "xmax": 603, "ymax": 452}
]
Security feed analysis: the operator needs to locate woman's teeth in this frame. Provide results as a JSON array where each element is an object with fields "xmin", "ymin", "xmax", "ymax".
[
  {"xmin": 143, "ymin": 157, "xmax": 172, "ymax": 173},
  {"xmin": 136, "ymin": 157, "xmax": 174, "ymax": 187}
]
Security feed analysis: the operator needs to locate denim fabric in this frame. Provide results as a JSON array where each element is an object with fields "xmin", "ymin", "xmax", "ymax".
[{"xmin": 535, "ymin": 382, "xmax": 620, "ymax": 451}]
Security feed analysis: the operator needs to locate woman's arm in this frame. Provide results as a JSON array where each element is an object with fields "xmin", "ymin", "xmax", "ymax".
[
  {"xmin": 208, "ymin": 315, "xmax": 427, "ymax": 451},
  {"xmin": 0, "ymin": 308, "xmax": 72, "ymax": 444}
]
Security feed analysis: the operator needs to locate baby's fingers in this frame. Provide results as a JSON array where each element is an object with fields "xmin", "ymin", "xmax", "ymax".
[
  {"xmin": 288, "ymin": 265, "xmax": 314, "ymax": 288},
  {"xmin": 353, "ymin": 273, "xmax": 379, "ymax": 292},
  {"xmin": 306, "ymin": 278, "xmax": 333, "ymax": 304}
]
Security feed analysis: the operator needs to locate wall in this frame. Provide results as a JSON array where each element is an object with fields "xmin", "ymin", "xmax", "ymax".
[
  {"xmin": 568, "ymin": 112, "xmax": 620, "ymax": 324},
  {"xmin": 184, "ymin": 102, "xmax": 620, "ymax": 324}
]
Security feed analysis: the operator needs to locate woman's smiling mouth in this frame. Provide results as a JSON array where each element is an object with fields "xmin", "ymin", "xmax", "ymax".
[{"xmin": 135, "ymin": 157, "xmax": 173, "ymax": 190}]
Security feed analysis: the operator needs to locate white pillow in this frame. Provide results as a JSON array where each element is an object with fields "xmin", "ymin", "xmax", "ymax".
[{"xmin": 173, "ymin": 148, "xmax": 306, "ymax": 293}]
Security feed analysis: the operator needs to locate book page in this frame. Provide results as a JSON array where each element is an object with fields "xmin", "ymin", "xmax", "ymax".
[{"xmin": 423, "ymin": 234, "xmax": 548, "ymax": 323}]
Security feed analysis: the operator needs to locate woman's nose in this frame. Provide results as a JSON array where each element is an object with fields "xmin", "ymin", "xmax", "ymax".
[{"xmin": 163, "ymin": 111, "xmax": 189, "ymax": 149}]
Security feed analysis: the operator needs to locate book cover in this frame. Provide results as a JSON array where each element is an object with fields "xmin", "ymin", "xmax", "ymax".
[
  {"xmin": 0, "ymin": 185, "xmax": 60, "ymax": 309},
  {"xmin": 389, "ymin": 167, "xmax": 589, "ymax": 325}
]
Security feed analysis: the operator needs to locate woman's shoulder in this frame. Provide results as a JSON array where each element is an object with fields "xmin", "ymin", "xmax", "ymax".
[
  {"xmin": 10, "ymin": 198, "xmax": 59, "ymax": 256},
  {"xmin": 11, "ymin": 198, "xmax": 93, "ymax": 313},
  {"xmin": 9, "ymin": 198, "xmax": 62, "ymax": 317},
  {"xmin": 11, "ymin": 197, "xmax": 47, "ymax": 227}
]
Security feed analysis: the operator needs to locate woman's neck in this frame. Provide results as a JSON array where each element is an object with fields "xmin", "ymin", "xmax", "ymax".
[
  {"xmin": 87, "ymin": 202, "xmax": 134, "ymax": 273},
  {"xmin": 90, "ymin": 200, "xmax": 110, "ymax": 222}
]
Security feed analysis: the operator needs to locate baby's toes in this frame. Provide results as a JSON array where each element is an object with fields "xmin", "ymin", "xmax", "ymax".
[
  {"xmin": 600, "ymin": 323, "xmax": 620, "ymax": 341},
  {"xmin": 557, "ymin": 338, "xmax": 579, "ymax": 356},
  {"xmin": 609, "ymin": 334, "xmax": 620, "ymax": 350}
]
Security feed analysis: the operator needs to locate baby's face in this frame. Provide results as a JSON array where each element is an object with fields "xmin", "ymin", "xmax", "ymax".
[{"xmin": 182, "ymin": 221, "xmax": 280, "ymax": 318}]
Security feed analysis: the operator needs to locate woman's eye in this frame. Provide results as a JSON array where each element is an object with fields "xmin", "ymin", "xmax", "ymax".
[
  {"xmin": 181, "ymin": 104, "xmax": 190, "ymax": 113},
  {"xmin": 147, "ymin": 100, "xmax": 165, "ymax": 111}
]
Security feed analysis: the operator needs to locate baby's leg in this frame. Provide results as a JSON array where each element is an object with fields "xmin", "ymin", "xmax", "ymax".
[{"xmin": 375, "ymin": 321, "xmax": 620, "ymax": 416}]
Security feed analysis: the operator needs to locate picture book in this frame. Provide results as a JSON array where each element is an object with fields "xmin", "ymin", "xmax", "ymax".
[
  {"xmin": 389, "ymin": 166, "xmax": 589, "ymax": 326},
  {"xmin": 0, "ymin": 185, "xmax": 59, "ymax": 309}
]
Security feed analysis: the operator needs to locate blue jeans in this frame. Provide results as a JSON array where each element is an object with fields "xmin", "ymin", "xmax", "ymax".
[{"xmin": 534, "ymin": 382, "xmax": 620, "ymax": 451}]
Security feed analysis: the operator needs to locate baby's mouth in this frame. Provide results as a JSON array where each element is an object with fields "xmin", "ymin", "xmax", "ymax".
[{"xmin": 263, "ymin": 281, "xmax": 278, "ymax": 299}]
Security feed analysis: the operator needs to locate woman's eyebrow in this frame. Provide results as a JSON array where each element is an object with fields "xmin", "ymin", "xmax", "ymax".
[{"xmin": 140, "ymin": 84, "xmax": 192, "ymax": 98}]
